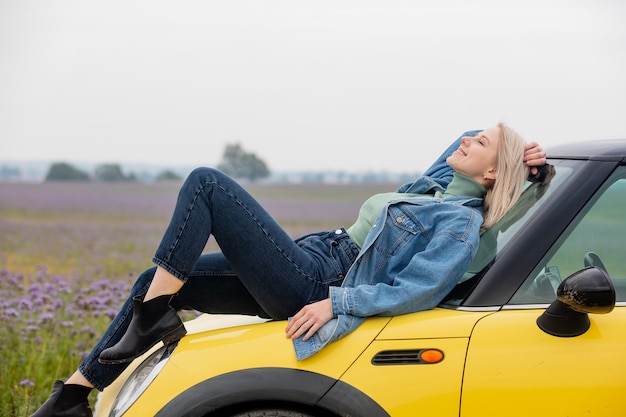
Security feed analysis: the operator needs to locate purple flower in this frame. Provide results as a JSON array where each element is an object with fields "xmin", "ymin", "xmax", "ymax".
[
  {"xmin": 80, "ymin": 325, "xmax": 95, "ymax": 335},
  {"xmin": 17, "ymin": 297, "xmax": 32, "ymax": 310},
  {"xmin": 2, "ymin": 308, "xmax": 19, "ymax": 318},
  {"xmin": 20, "ymin": 379, "xmax": 35, "ymax": 387},
  {"xmin": 38, "ymin": 312, "xmax": 54, "ymax": 323},
  {"xmin": 103, "ymin": 309, "xmax": 118, "ymax": 319},
  {"xmin": 29, "ymin": 283, "xmax": 42, "ymax": 295}
]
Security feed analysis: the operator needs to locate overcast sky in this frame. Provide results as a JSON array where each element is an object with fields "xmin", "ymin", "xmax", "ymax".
[{"xmin": 1, "ymin": 0, "xmax": 625, "ymax": 173}]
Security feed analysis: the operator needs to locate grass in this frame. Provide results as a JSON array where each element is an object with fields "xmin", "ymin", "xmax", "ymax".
[{"xmin": 0, "ymin": 180, "xmax": 393, "ymax": 416}]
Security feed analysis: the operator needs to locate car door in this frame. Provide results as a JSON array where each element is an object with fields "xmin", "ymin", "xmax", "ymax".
[{"xmin": 460, "ymin": 169, "xmax": 626, "ymax": 417}]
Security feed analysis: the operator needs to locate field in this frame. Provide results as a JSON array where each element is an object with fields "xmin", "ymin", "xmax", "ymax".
[{"xmin": 0, "ymin": 180, "xmax": 393, "ymax": 416}]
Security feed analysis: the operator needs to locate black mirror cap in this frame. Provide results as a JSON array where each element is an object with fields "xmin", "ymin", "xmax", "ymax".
[
  {"xmin": 537, "ymin": 267, "xmax": 616, "ymax": 337},
  {"xmin": 557, "ymin": 266, "xmax": 615, "ymax": 314}
]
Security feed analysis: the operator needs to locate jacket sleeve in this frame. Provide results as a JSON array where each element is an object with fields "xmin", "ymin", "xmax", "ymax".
[
  {"xmin": 330, "ymin": 230, "xmax": 478, "ymax": 317},
  {"xmin": 396, "ymin": 130, "xmax": 480, "ymax": 193}
]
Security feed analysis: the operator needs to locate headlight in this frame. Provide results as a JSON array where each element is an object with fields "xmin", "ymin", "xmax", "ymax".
[{"xmin": 108, "ymin": 342, "xmax": 177, "ymax": 417}]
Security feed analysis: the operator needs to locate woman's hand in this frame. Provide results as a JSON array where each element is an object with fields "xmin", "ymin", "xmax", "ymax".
[
  {"xmin": 524, "ymin": 141, "xmax": 547, "ymax": 176},
  {"xmin": 285, "ymin": 298, "xmax": 333, "ymax": 342}
]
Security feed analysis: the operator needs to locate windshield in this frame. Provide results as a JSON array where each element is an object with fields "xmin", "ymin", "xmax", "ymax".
[
  {"xmin": 442, "ymin": 161, "xmax": 574, "ymax": 305},
  {"xmin": 510, "ymin": 164, "xmax": 626, "ymax": 305}
]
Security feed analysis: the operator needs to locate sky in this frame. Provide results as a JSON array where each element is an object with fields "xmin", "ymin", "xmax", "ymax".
[{"xmin": 1, "ymin": 0, "xmax": 625, "ymax": 173}]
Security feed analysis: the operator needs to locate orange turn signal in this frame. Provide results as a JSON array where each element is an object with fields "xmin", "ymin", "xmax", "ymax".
[{"xmin": 419, "ymin": 349, "xmax": 444, "ymax": 364}]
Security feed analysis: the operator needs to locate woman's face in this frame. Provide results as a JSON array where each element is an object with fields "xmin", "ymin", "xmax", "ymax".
[{"xmin": 446, "ymin": 126, "xmax": 500, "ymax": 185}]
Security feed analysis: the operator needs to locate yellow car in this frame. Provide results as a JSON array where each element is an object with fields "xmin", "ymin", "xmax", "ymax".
[{"xmin": 95, "ymin": 140, "xmax": 626, "ymax": 417}]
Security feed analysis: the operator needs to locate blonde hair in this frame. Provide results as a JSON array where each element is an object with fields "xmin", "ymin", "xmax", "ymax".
[{"xmin": 481, "ymin": 123, "xmax": 529, "ymax": 231}]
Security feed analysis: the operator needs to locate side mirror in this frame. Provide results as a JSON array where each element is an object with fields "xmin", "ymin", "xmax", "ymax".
[{"xmin": 536, "ymin": 267, "xmax": 615, "ymax": 337}]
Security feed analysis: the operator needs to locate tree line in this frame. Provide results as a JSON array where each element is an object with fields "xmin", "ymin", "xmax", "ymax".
[{"xmin": 44, "ymin": 143, "xmax": 270, "ymax": 182}]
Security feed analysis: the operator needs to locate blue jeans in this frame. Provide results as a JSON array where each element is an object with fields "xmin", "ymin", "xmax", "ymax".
[{"xmin": 78, "ymin": 168, "xmax": 360, "ymax": 390}]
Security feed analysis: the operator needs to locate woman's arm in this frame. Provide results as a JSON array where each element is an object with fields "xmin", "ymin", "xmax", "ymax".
[
  {"xmin": 524, "ymin": 141, "xmax": 547, "ymax": 177},
  {"xmin": 330, "ymin": 232, "xmax": 475, "ymax": 318},
  {"xmin": 285, "ymin": 298, "xmax": 333, "ymax": 341},
  {"xmin": 396, "ymin": 131, "xmax": 478, "ymax": 193},
  {"xmin": 286, "ymin": 225, "xmax": 477, "ymax": 341}
]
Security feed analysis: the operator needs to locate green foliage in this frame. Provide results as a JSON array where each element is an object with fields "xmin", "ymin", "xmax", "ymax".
[
  {"xmin": 217, "ymin": 143, "xmax": 270, "ymax": 182},
  {"xmin": 0, "ymin": 268, "xmax": 129, "ymax": 416},
  {"xmin": 0, "ymin": 165, "xmax": 21, "ymax": 181},
  {"xmin": 94, "ymin": 164, "xmax": 134, "ymax": 182},
  {"xmin": 155, "ymin": 169, "xmax": 182, "ymax": 181},
  {"xmin": 45, "ymin": 163, "xmax": 90, "ymax": 182}
]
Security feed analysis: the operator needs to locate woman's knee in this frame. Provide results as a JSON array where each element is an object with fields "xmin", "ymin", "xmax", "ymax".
[{"xmin": 187, "ymin": 167, "xmax": 229, "ymax": 186}]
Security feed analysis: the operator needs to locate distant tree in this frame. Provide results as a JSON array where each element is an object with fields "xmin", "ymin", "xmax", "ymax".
[
  {"xmin": 45, "ymin": 163, "xmax": 90, "ymax": 181},
  {"xmin": 0, "ymin": 165, "xmax": 21, "ymax": 181},
  {"xmin": 94, "ymin": 164, "xmax": 133, "ymax": 182},
  {"xmin": 217, "ymin": 143, "xmax": 270, "ymax": 182},
  {"xmin": 155, "ymin": 170, "xmax": 182, "ymax": 181}
]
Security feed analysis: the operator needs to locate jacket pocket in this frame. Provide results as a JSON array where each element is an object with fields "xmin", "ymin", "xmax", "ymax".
[{"xmin": 375, "ymin": 205, "xmax": 427, "ymax": 257}]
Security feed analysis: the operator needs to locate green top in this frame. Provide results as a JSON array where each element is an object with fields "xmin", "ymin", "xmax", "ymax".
[{"xmin": 346, "ymin": 173, "xmax": 485, "ymax": 248}]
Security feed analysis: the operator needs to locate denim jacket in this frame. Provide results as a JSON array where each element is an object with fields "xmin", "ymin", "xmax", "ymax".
[{"xmin": 293, "ymin": 131, "xmax": 483, "ymax": 360}]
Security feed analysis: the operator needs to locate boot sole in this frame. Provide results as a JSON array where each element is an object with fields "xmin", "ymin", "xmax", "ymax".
[{"xmin": 98, "ymin": 324, "xmax": 187, "ymax": 365}]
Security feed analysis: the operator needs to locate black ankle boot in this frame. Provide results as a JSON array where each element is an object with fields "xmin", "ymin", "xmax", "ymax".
[
  {"xmin": 30, "ymin": 380, "xmax": 92, "ymax": 417},
  {"xmin": 98, "ymin": 294, "xmax": 186, "ymax": 364}
]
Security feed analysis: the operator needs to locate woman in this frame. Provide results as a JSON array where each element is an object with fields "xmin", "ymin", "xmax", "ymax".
[{"xmin": 31, "ymin": 123, "xmax": 546, "ymax": 417}]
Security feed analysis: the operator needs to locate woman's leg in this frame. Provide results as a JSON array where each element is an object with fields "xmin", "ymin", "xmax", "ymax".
[
  {"xmin": 151, "ymin": 167, "xmax": 355, "ymax": 316},
  {"xmin": 78, "ymin": 267, "xmax": 156, "ymax": 388},
  {"xmin": 32, "ymin": 244, "xmax": 357, "ymax": 416},
  {"xmin": 30, "ymin": 266, "xmax": 155, "ymax": 417},
  {"xmin": 144, "ymin": 267, "xmax": 183, "ymax": 301},
  {"xmin": 30, "ymin": 254, "xmax": 272, "ymax": 417},
  {"xmin": 92, "ymin": 166, "xmax": 359, "ymax": 383},
  {"xmin": 100, "ymin": 168, "xmax": 358, "ymax": 364},
  {"xmin": 77, "ymin": 225, "xmax": 359, "ymax": 389},
  {"xmin": 31, "ymin": 167, "xmax": 359, "ymax": 414}
]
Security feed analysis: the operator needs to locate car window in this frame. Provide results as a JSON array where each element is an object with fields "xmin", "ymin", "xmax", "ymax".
[
  {"xmin": 510, "ymin": 166, "xmax": 626, "ymax": 305},
  {"xmin": 443, "ymin": 163, "xmax": 570, "ymax": 306}
]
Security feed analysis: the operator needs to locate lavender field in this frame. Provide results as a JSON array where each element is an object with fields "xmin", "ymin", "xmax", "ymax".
[{"xmin": 0, "ymin": 179, "xmax": 393, "ymax": 416}]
